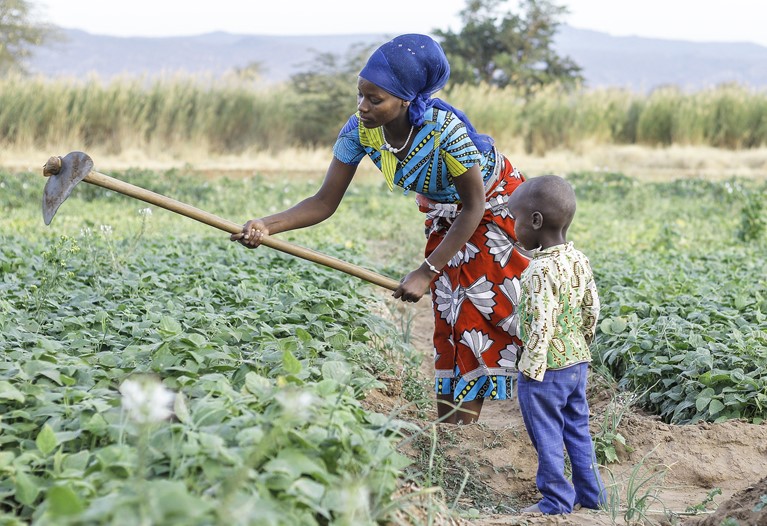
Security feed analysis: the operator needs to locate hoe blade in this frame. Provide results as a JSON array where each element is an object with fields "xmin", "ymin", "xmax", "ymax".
[{"xmin": 42, "ymin": 151, "xmax": 93, "ymax": 225}]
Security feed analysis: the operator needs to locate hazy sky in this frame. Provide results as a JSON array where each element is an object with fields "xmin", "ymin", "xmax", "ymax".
[{"xmin": 38, "ymin": 0, "xmax": 767, "ymax": 47}]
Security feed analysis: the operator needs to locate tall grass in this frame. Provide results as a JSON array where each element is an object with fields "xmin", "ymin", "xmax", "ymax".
[{"xmin": 2, "ymin": 74, "xmax": 767, "ymax": 156}]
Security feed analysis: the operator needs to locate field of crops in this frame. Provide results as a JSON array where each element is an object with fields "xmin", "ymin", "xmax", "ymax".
[{"xmin": 0, "ymin": 164, "xmax": 765, "ymax": 524}]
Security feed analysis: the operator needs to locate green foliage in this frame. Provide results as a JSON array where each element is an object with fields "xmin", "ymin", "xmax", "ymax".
[
  {"xmin": 0, "ymin": 168, "xmax": 426, "ymax": 524},
  {"xmin": 435, "ymin": 0, "xmax": 582, "ymax": 92},
  {"xmin": 1, "ymin": 161, "xmax": 766, "ymax": 520},
  {"xmin": 593, "ymin": 391, "xmax": 636, "ymax": 465},
  {"xmin": 572, "ymin": 175, "xmax": 767, "ymax": 425},
  {"xmin": 737, "ymin": 190, "xmax": 766, "ymax": 242},
  {"xmin": 289, "ymin": 43, "xmax": 374, "ymax": 145}
]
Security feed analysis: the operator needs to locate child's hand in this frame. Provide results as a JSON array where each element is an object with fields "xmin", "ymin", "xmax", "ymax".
[
  {"xmin": 393, "ymin": 267, "xmax": 433, "ymax": 303},
  {"xmin": 231, "ymin": 219, "xmax": 268, "ymax": 248}
]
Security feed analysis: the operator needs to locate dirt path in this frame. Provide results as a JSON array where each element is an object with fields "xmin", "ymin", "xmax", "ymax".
[{"xmin": 371, "ymin": 298, "xmax": 767, "ymax": 526}]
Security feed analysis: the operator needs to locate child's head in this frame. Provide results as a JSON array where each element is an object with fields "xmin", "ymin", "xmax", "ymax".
[{"xmin": 507, "ymin": 175, "xmax": 576, "ymax": 250}]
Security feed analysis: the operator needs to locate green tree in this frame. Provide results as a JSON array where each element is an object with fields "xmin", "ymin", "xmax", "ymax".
[
  {"xmin": 435, "ymin": 0, "xmax": 582, "ymax": 93},
  {"xmin": 289, "ymin": 42, "xmax": 375, "ymax": 145},
  {"xmin": 0, "ymin": 0, "xmax": 55, "ymax": 74}
]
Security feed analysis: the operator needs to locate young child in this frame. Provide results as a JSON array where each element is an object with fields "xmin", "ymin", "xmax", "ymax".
[{"xmin": 506, "ymin": 175, "xmax": 606, "ymax": 515}]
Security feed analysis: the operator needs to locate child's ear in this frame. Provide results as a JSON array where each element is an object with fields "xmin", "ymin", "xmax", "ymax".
[{"xmin": 531, "ymin": 211, "xmax": 543, "ymax": 230}]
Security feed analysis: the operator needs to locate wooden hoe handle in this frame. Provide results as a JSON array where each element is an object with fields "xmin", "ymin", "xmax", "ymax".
[{"xmin": 43, "ymin": 153, "xmax": 400, "ymax": 291}]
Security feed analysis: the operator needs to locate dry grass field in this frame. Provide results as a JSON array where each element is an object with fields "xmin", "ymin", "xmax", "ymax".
[{"xmin": 4, "ymin": 143, "xmax": 767, "ymax": 184}]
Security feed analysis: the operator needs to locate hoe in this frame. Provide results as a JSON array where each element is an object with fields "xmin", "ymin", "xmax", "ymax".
[{"xmin": 42, "ymin": 151, "xmax": 400, "ymax": 291}]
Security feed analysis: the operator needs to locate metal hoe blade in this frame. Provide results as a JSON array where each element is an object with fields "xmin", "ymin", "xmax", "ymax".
[{"xmin": 42, "ymin": 151, "xmax": 94, "ymax": 225}]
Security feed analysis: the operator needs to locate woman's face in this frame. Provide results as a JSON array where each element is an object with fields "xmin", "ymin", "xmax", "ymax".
[{"xmin": 357, "ymin": 77, "xmax": 408, "ymax": 128}]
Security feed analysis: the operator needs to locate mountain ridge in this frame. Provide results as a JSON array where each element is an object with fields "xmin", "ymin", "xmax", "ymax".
[{"xmin": 26, "ymin": 26, "xmax": 767, "ymax": 92}]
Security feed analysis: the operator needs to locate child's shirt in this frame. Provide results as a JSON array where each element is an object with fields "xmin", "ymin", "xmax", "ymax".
[{"xmin": 517, "ymin": 242, "xmax": 600, "ymax": 381}]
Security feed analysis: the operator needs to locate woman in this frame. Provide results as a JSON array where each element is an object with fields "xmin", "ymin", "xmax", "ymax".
[{"xmin": 232, "ymin": 34, "xmax": 529, "ymax": 424}]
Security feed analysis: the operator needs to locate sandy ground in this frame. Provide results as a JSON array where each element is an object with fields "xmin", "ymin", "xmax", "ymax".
[{"xmin": 365, "ymin": 299, "xmax": 767, "ymax": 526}]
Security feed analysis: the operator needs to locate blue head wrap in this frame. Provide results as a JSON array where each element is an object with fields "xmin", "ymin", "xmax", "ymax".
[{"xmin": 359, "ymin": 34, "xmax": 494, "ymax": 153}]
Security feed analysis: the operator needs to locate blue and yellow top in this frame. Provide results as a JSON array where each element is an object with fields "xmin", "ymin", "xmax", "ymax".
[{"xmin": 333, "ymin": 108, "xmax": 497, "ymax": 204}]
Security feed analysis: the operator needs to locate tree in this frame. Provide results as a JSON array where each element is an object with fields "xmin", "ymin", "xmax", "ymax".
[
  {"xmin": 0, "ymin": 0, "xmax": 55, "ymax": 74},
  {"xmin": 289, "ymin": 42, "xmax": 375, "ymax": 145},
  {"xmin": 434, "ymin": 0, "xmax": 582, "ymax": 93}
]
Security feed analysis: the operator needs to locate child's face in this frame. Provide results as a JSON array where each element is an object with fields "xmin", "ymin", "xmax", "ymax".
[{"xmin": 507, "ymin": 190, "xmax": 538, "ymax": 250}]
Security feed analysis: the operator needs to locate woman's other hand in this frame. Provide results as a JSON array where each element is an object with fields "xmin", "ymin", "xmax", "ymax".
[
  {"xmin": 230, "ymin": 219, "xmax": 268, "ymax": 248},
  {"xmin": 393, "ymin": 265, "xmax": 435, "ymax": 303}
]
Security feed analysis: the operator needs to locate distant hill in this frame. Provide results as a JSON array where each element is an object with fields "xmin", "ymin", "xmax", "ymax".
[
  {"xmin": 25, "ymin": 27, "xmax": 767, "ymax": 92},
  {"xmin": 555, "ymin": 26, "xmax": 767, "ymax": 91}
]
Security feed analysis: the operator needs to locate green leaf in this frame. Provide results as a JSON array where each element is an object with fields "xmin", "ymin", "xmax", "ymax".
[
  {"xmin": 282, "ymin": 350, "xmax": 302, "ymax": 375},
  {"xmin": 290, "ymin": 478, "xmax": 326, "ymax": 503},
  {"xmin": 264, "ymin": 449, "xmax": 327, "ymax": 480},
  {"xmin": 0, "ymin": 380, "xmax": 25, "ymax": 403},
  {"xmin": 0, "ymin": 451, "xmax": 15, "ymax": 469},
  {"xmin": 708, "ymin": 399, "xmax": 725, "ymax": 416},
  {"xmin": 15, "ymin": 471, "xmax": 41, "ymax": 506},
  {"xmin": 695, "ymin": 388, "xmax": 715, "ymax": 412},
  {"xmin": 295, "ymin": 327, "xmax": 312, "ymax": 343},
  {"xmin": 46, "ymin": 485, "xmax": 84, "ymax": 516},
  {"xmin": 159, "ymin": 316, "xmax": 182, "ymax": 336},
  {"xmin": 603, "ymin": 447, "xmax": 618, "ymax": 464},
  {"xmin": 36, "ymin": 424, "xmax": 58, "ymax": 456},
  {"xmin": 321, "ymin": 361, "xmax": 352, "ymax": 383},
  {"xmin": 244, "ymin": 372, "xmax": 272, "ymax": 396},
  {"xmin": 174, "ymin": 392, "xmax": 191, "ymax": 423},
  {"xmin": 180, "ymin": 333, "xmax": 207, "ymax": 348}
]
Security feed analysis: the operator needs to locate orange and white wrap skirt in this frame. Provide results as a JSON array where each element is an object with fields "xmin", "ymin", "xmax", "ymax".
[{"xmin": 418, "ymin": 154, "xmax": 529, "ymax": 402}]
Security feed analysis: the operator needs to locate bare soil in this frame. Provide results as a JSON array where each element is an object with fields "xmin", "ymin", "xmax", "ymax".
[{"xmin": 365, "ymin": 298, "xmax": 767, "ymax": 526}]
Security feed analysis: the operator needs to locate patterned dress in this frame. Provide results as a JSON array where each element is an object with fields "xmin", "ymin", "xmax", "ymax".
[{"xmin": 333, "ymin": 108, "xmax": 530, "ymax": 402}]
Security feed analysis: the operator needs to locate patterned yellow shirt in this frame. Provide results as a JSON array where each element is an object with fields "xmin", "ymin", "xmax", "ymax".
[{"xmin": 517, "ymin": 242, "xmax": 600, "ymax": 381}]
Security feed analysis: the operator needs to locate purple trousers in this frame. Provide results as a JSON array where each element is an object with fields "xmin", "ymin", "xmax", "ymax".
[{"xmin": 517, "ymin": 362, "xmax": 606, "ymax": 514}]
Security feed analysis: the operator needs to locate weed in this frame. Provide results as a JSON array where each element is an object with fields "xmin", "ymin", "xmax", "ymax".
[
  {"xmin": 737, "ymin": 190, "xmax": 766, "ymax": 242},
  {"xmin": 601, "ymin": 448, "xmax": 669, "ymax": 525},
  {"xmin": 594, "ymin": 391, "xmax": 638, "ymax": 465},
  {"xmin": 685, "ymin": 487, "xmax": 722, "ymax": 514}
]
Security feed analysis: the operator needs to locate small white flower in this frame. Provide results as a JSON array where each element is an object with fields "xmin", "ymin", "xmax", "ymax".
[
  {"xmin": 80, "ymin": 227, "xmax": 93, "ymax": 237},
  {"xmin": 338, "ymin": 483, "xmax": 371, "ymax": 521},
  {"xmin": 276, "ymin": 390, "xmax": 316, "ymax": 421},
  {"xmin": 296, "ymin": 392, "xmax": 314, "ymax": 410},
  {"xmin": 100, "ymin": 224, "xmax": 113, "ymax": 236},
  {"xmin": 138, "ymin": 207, "xmax": 153, "ymax": 216},
  {"xmin": 119, "ymin": 377, "xmax": 175, "ymax": 424}
]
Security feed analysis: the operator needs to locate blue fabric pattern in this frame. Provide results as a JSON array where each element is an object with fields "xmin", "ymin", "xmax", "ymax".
[
  {"xmin": 333, "ymin": 109, "xmax": 496, "ymax": 203},
  {"xmin": 436, "ymin": 366, "xmax": 513, "ymax": 402}
]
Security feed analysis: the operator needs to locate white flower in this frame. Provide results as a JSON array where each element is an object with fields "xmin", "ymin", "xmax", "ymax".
[
  {"xmin": 100, "ymin": 224, "xmax": 113, "ymax": 236},
  {"xmin": 138, "ymin": 207, "xmax": 152, "ymax": 216},
  {"xmin": 119, "ymin": 377, "xmax": 175, "ymax": 424},
  {"xmin": 276, "ymin": 389, "xmax": 316, "ymax": 421},
  {"xmin": 338, "ymin": 483, "xmax": 371, "ymax": 521}
]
